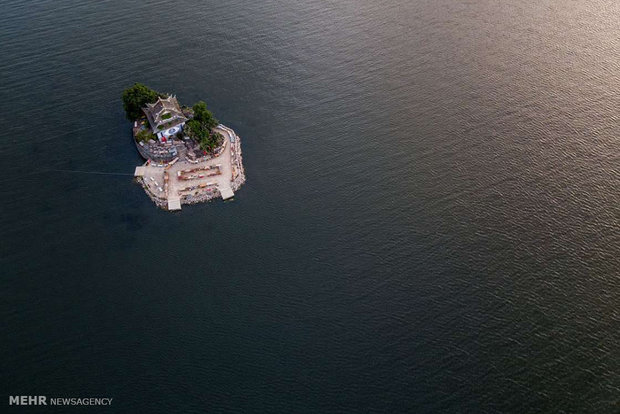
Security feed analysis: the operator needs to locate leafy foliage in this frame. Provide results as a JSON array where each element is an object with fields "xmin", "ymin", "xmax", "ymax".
[
  {"xmin": 185, "ymin": 101, "xmax": 221, "ymax": 152},
  {"xmin": 198, "ymin": 132, "xmax": 223, "ymax": 152},
  {"xmin": 192, "ymin": 101, "xmax": 218, "ymax": 130},
  {"xmin": 135, "ymin": 128, "xmax": 156, "ymax": 143},
  {"xmin": 121, "ymin": 83, "xmax": 164, "ymax": 121}
]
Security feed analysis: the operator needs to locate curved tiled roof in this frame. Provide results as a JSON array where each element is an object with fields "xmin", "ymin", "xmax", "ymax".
[{"xmin": 143, "ymin": 96, "xmax": 188, "ymax": 132}]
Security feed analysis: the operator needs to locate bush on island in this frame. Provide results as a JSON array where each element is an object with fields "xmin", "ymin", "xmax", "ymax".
[
  {"xmin": 135, "ymin": 128, "xmax": 156, "ymax": 143},
  {"xmin": 191, "ymin": 101, "xmax": 218, "ymax": 130},
  {"xmin": 185, "ymin": 101, "xmax": 221, "ymax": 151},
  {"xmin": 201, "ymin": 132, "xmax": 223, "ymax": 152},
  {"xmin": 122, "ymin": 83, "xmax": 165, "ymax": 121}
]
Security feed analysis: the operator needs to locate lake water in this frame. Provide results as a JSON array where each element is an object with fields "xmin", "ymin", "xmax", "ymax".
[{"xmin": 1, "ymin": 0, "xmax": 619, "ymax": 412}]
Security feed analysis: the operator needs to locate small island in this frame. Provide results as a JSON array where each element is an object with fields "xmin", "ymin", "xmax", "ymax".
[{"xmin": 122, "ymin": 83, "xmax": 246, "ymax": 210}]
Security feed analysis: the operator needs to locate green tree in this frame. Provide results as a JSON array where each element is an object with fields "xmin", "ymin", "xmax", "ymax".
[
  {"xmin": 192, "ymin": 101, "xmax": 218, "ymax": 131},
  {"xmin": 185, "ymin": 101, "xmax": 222, "ymax": 152},
  {"xmin": 186, "ymin": 121, "xmax": 224, "ymax": 152},
  {"xmin": 186, "ymin": 119, "xmax": 210, "ymax": 145},
  {"xmin": 121, "ymin": 83, "xmax": 164, "ymax": 121}
]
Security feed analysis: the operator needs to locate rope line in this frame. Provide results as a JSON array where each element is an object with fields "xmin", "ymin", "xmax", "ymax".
[{"xmin": 45, "ymin": 169, "xmax": 134, "ymax": 176}]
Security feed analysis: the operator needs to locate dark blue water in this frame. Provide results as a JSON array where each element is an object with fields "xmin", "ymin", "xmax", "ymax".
[{"xmin": 2, "ymin": 0, "xmax": 619, "ymax": 412}]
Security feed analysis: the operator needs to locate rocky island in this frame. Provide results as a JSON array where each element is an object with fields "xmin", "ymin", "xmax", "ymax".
[{"xmin": 122, "ymin": 84, "xmax": 245, "ymax": 210}]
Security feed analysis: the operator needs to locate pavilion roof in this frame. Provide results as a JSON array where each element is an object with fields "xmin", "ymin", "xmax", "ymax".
[{"xmin": 143, "ymin": 96, "xmax": 188, "ymax": 131}]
